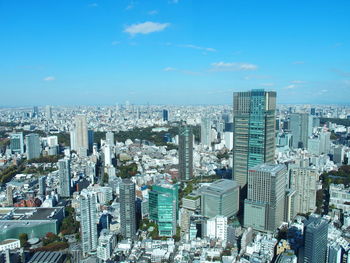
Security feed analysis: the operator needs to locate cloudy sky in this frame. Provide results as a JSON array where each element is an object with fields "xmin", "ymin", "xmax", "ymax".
[{"xmin": 1, "ymin": 0, "xmax": 349, "ymax": 106}]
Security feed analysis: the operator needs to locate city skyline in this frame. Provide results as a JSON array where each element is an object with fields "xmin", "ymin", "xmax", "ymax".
[{"xmin": 1, "ymin": 0, "xmax": 350, "ymax": 106}]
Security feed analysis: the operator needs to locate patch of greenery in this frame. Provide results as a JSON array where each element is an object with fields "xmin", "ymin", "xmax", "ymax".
[{"xmin": 60, "ymin": 207, "xmax": 80, "ymax": 235}]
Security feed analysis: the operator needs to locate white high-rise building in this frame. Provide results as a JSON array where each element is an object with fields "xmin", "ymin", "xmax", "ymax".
[
  {"xmin": 290, "ymin": 168, "xmax": 318, "ymax": 215},
  {"xmin": 103, "ymin": 145, "xmax": 112, "ymax": 167},
  {"xmin": 201, "ymin": 117, "xmax": 212, "ymax": 147},
  {"xmin": 80, "ymin": 189, "xmax": 98, "ymax": 256},
  {"xmin": 97, "ymin": 230, "xmax": 117, "ymax": 261},
  {"xmin": 106, "ymin": 132, "xmax": 114, "ymax": 146},
  {"xmin": 206, "ymin": 215, "xmax": 228, "ymax": 241}
]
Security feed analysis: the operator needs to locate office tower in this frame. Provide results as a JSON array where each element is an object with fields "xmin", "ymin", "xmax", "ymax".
[
  {"xmin": 38, "ymin": 176, "xmax": 46, "ymax": 196},
  {"xmin": 328, "ymin": 243, "xmax": 342, "ymax": 263},
  {"xmin": 290, "ymin": 168, "xmax": 317, "ymax": 215},
  {"xmin": 6, "ymin": 185, "xmax": 13, "ymax": 206},
  {"xmin": 178, "ymin": 124, "xmax": 193, "ymax": 181},
  {"xmin": 103, "ymin": 145, "xmax": 112, "ymax": 167},
  {"xmin": 201, "ymin": 117, "xmax": 212, "ymax": 147},
  {"xmin": 333, "ymin": 145, "xmax": 344, "ymax": 165},
  {"xmin": 25, "ymin": 133, "xmax": 41, "ymax": 160},
  {"xmin": 106, "ymin": 132, "xmax": 114, "ymax": 146},
  {"xmin": 45, "ymin": 105, "xmax": 52, "ymax": 119},
  {"xmin": 162, "ymin": 109, "xmax": 169, "ymax": 122},
  {"xmin": 120, "ymin": 179, "xmax": 136, "ymax": 239},
  {"xmin": 33, "ymin": 106, "xmax": 39, "ymax": 117},
  {"xmin": 70, "ymin": 130, "xmax": 77, "ymax": 151},
  {"xmin": 10, "ymin": 132, "xmax": 24, "ymax": 154},
  {"xmin": 88, "ymin": 130, "xmax": 94, "ymax": 153},
  {"xmin": 232, "ymin": 89, "xmax": 276, "ymax": 188},
  {"xmin": 149, "ymin": 184, "xmax": 179, "ymax": 237},
  {"xmin": 244, "ymin": 164, "xmax": 286, "ymax": 232},
  {"xmin": 303, "ymin": 215, "xmax": 328, "ymax": 263},
  {"xmin": 200, "ymin": 179, "xmax": 239, "ymax": 218},
  {"xmin": 80, "ymin": 189, "xmax": 98, "ymax": 256},
  {"xmin": 290, "ymin": 113, "xmax": 312, "ymax": 149},
  {"xmin": 74, "ymin": 115, "xmax": 88, "ymax": 156},
  {"xmin": 205, "ymin": 215, "xmax": 228, "ymax": 241},
  {"xmin": 58, "ymin": 158, "xmax": 71, "ymax": 197}
]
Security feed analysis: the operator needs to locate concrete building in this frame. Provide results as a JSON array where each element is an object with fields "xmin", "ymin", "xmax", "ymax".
[
  {"xmin": 97, "ymin": 230, "xmax": 117, "ymax": 261},
  {"xmin": 290, "ymin": 113, "xmax": 312, "ymax": 149},
  {"xmin": 232, "ymin": 89, "xmax": 276, "ymax": 188},
  {"xmin": 205, "ymin": 215, "xmax": 227, "ymax": 241},
  {"xmin": 58, "ymin": 158, "xmax": 71, "ymax": 198},
  {"xmin": 200, "ymin": 179, "xmax": 239, "ymax": 218},
  {"xmin": 244, "ymin": 164, "xmax": 287, "ymax": 232},
  {"xmin": 73, "ymin": 115, "xmax": 88, "ymax": 156},
  {"xmin": 290, "ymin": 168, "xmax": 318, "ymax": 215},
  {"xmin": 201, "ymin": 117, "xmax": 212, "ymax": 147}
]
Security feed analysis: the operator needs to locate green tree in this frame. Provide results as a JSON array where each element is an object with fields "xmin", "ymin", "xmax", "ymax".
[{"xmin": 19, "ymin": 233, "xmax": 28, "ymax": 247}]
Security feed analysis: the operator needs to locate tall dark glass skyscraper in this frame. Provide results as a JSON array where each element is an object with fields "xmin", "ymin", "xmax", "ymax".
[
  {"xmin": 120, "ymin": 179, "xmax": 136, "ymax": 239},
  {"xmin": 303, "ymin": 215, "xmax": 328, "ymax": 263},
  {"xmin": 162, "ymin": 109, "xmax": 169, "ymax": 122},
  {"xmin": 232, "ymin": 89, "xmax": 276, "ymax": 188},
  {"xmin": 178, "ymin": 124, "xmax": 193, "ymax": 181}
]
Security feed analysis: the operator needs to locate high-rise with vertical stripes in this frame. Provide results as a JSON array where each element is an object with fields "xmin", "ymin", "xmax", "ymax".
[{"xmin": 232, "ymin": 89, "xmax": 276, "ymax": 188}]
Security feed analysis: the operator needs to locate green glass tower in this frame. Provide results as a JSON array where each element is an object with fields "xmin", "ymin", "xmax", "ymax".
[
  {"xmin": 232, "ymin": 89, "xmax": 276, "ymax": 188},
  {"xmin": 149, "ymin": 184, "xmax": 179, "ymax": 237}
]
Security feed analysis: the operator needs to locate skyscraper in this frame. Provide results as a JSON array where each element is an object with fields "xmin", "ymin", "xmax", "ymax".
[
  {"xmin": 201, "ymin": 117, "xmax": 212, "ymax": 147},
  {"xmin": 232, "ymin": 89, "xmax": 276, "ymax": 188},
  {"xmin": 178, "ymin": 124, "xmax": 193, "ymax": 181},
  {"xmin": 6, "ymin": 185, "xmax": 13, "ymax": 206},
  {"xmin": 58, "ymin": 158, "xmax": 71, "ymax": 197},
  {"xmin": 45, "ymin": 105, "xmax": 52, "ymax": 119},
  {"xmin": 38, "ymin": 176, "xmax": 46, "ymax": 196},
  {"xmin": 80, "ymin": 189, "xmax": 98, "ymax": 256},
  {"xmin": 10, "ymin": 132, "xmax": 24, "ymax": 154},
  {"xmin": 33, "ymin": 106, "xmax": 39, "ymax": 118},
  {"xmin": 25, "ymin": 133, "xmax": 41, "ymax": 160},
  {"xmin": 120, "ymin": 179, "xmax": 136, "ymax": 239},
  {"xmin": 149, "ymin": 184, "xmax": 179, "ymax": 237},
  {"xmin": 290, "ymin": 113, "xmax": 312, "ymax": 149},
  {"xmin": 74, "ymin": 115, "xmax": 88, "ymax": 156},
  {"xmin": 244, "ymin": 164, "xmax": 286, "ymax": 232},
  {"xmin": 200, "ymin": 179, "xmax": 239, "ymax": 219},
  {"xmin": 162, "ymin": 109, "xmax": 169, "ymax": 122},
  {"xmin": 303, "ymin": 215, "xmax": 328, "ymax": 263}
]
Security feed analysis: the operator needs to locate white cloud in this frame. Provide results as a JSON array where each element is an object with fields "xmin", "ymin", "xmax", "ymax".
[
  {"xmin": 211, "ymin": 62, "xmax": 258, "ymax": 71},
  {"xmin": 88, "ymin": 3, "xmax": 98, "ymax": 7},
  {"xmin": 163, "ymin": 67, "xmax": 177, "ymax": 72},
  {"xmin": 125, "ymin": 4, "xmax": 134, "ymax": 10},
  {"xmin": 148, "ymin": 10, "xmax": 158, "ymax": 15},
  {"xmin": 180, "ymin": 44, "xmax": 216, "ymax": 52},
  {"xmin": 111, "ymin": 41, "xmax": 121, "ymax": 45},
  {"xmin": 293, "ymin": 61, "xmax": 305, "ymax": 65},
  {"xmin": 43, "ymin": 76, "xmax": 55, "ymax": 81},
  {"xmin": 291, "ymin": 80, "xmax": 306, "ymax": 84},
  {"xmin": 124, "ymin": 21, "xmax": 170, "ymax": 36},
  {"xmin": 284, "ymin": 84, "xmax": 296, "ymax": 90}
]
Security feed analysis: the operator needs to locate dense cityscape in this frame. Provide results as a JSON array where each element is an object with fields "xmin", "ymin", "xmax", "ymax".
[
  {"xmin": 1, "ymin": 0, "xmax": 350, "ymax": 262},
  {"xmin": 1, "ymin": 97, "xmax": 350, "ymax": 262}
]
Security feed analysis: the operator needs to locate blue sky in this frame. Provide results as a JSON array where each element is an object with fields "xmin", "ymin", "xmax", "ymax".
[{"xmin": 1, "ymin": 0, "xmax": 350, "ymax": 106}]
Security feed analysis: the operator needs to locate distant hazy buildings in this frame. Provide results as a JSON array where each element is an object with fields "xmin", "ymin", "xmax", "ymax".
[
  {"xmin": 200, "ymin": 179, "xmax": 239, "ymax": 218},
  {"xmin": 10, "ymin": 132, "xmax": 24, "ymax": 154},
  {"xmin": 25, "ymin": 133, "xmax": 41, "ymax": 160},
  {"xmin": 120, "ymin": 179, "xmax": 136, "ymax": 239},
  {"xmin": 178, "ymin": 124, "xmax": 193, "ymax": 181},
  {"xmin": 45, "ymin": 105, "xmax": 52, "ymax": 119},
  {"xmin": 244, "ymin": 164, "xmax": 287, "ymax": 232},
  {"xmin": 106, "ymin": 132, "xmax": 114, "ymax": 146},
  {"xmin": 232, "ymin": 89, "xmax": 276, "ymax": 188},
  {"xmin": 58, "ymin": 158, "xmax": 71, "ymax": 198},
  {"xmin": 80, "ymin": 189, "xmax": 98, "ymax": 256}
]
